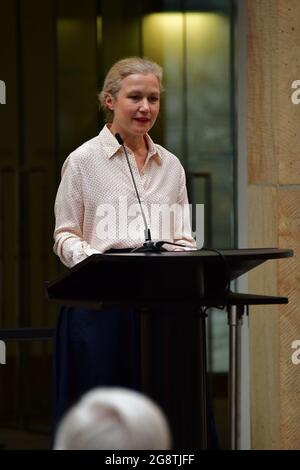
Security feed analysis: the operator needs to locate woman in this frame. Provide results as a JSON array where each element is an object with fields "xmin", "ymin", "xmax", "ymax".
[{"xmin": 53, "ymin": 57, "xmax": 195, "ymax": 430}]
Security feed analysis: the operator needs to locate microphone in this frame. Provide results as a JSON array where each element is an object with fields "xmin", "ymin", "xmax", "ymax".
[
  {"xmin": 115, "ymin": 133, "xmax": 160, "ymax": 252},
  {"xmin": 115, "ymin": 133, "xmax": 191, "ymax": 253}
]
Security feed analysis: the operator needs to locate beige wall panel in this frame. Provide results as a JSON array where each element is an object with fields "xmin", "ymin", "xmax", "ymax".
[
  {"xmin": 249, "ymin": 304, "xmax": 280, "ymax": 449},
  {"xmin": 278, "ymin": 188, "xmax": 300, "ymax": 448},
  {"xmin": 248, "ymin": 1, "xmax": 300, "ymax": 448},
  {"xmin": 277, "ymin": 0, "xmax": 300, "ymax": 184},
  {"xmin": 279, "ymin": 301, "xmax": 300, "ymax": 449},
  {"xmin": 247, "ymin": 1, "xmax": 278, "ymax": 185},
  {"xmin": 248, "ymin": 0, "xmax": 300, "ymax": 185},
  {"xmin": 248, "ymin": 184, "xmax": 278, "ymax": 247},
  {"xmin": 248, "ymin": 185, "xmax": 280, "ymax": 448}
]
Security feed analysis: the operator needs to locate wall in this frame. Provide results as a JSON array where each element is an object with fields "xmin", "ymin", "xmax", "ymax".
[{"xmin": 247, "ymin": 0, "xmax": 300, "ymax": 449}]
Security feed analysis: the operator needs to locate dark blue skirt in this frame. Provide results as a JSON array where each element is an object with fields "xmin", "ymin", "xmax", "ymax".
[{"xmin": 53, "ymin": 306, "xmax": 141, "ymax": 430}]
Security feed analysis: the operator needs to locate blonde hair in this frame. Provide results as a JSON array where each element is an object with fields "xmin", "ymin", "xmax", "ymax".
[
  {"xmin": 54, "ymin": 387, "xmax": 172, "ymax": 450},
  {"xmin": 99, "ymin": 57, "xmax": 163, "ymax": 121}
]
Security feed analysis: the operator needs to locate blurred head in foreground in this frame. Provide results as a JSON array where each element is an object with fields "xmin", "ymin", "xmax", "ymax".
[{"xmin": 54, "ymin": 387, "xmax": 171, "ymax": 450}]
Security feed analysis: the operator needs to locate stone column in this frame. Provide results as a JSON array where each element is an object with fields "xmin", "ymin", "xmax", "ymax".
[{"xmin": 247, "ymin": 0, "xmax": 300, "ymax": 449}]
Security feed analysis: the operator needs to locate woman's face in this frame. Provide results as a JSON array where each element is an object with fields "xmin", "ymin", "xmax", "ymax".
[{"xmin": 106, "ymin": 73, "xmax": 160, "ymax": 139}]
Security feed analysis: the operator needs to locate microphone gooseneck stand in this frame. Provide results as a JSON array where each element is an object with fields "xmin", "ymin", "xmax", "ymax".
[{"xmin": 115, "ymin": 132, "xmax": 192, "ymax": 254}]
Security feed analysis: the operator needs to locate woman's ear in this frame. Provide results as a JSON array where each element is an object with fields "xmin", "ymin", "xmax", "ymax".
[{"xmin": 105, "ymin": 93, "xmax": 114, "ymax": 111}]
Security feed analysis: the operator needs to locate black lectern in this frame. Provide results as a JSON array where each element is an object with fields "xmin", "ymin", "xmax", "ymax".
[{"xmin": 46, "ymin": 248, "xmax": 293, "ymax": 449}]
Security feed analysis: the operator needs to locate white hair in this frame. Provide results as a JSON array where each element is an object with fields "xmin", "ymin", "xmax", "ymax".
[{"xmin": 54, "ymin": 387, "xmax": 171, "ymax": 450}]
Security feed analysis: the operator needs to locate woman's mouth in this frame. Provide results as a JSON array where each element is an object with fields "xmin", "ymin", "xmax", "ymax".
[{"xmin": 134, "ymin": 117, "xmax": 150, "ymax": 123}]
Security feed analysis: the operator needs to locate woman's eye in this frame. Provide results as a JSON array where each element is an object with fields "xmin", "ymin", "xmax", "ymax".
[
  {"xmin": 129, "ymin": 95, "xmax": 140, "ymax": 101},
  {"xmin": 149, "ymin": 96, "xmax": 159, "ymax": 102}
]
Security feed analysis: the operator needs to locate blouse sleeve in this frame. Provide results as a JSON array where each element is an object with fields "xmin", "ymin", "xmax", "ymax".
[
  {"xmin": 172, "ymin": 167, "xmax": 197, "ymax": 250},
  {"xmin": 53, "ymin": 156, "xmax": 100, "ymax": 268}
]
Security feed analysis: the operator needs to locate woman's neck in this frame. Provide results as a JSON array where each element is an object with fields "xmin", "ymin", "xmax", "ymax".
[
  {"xmin": 126, "ymin": 136, "xmax": 148, "ymax": 155},
  {"xmin": 108, "ymin": 124, "xmax": 148, "ymax": 154}
]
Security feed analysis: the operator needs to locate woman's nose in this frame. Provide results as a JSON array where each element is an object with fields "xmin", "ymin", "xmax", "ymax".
[{"xmin": 139, "ymin": 98, "xmax": 150, "ymax": 111}]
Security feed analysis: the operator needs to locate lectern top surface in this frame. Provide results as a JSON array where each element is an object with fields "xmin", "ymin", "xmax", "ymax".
[{"xmin": 96, "ymin": 247, "xmax": 293, "ymax": 261}]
